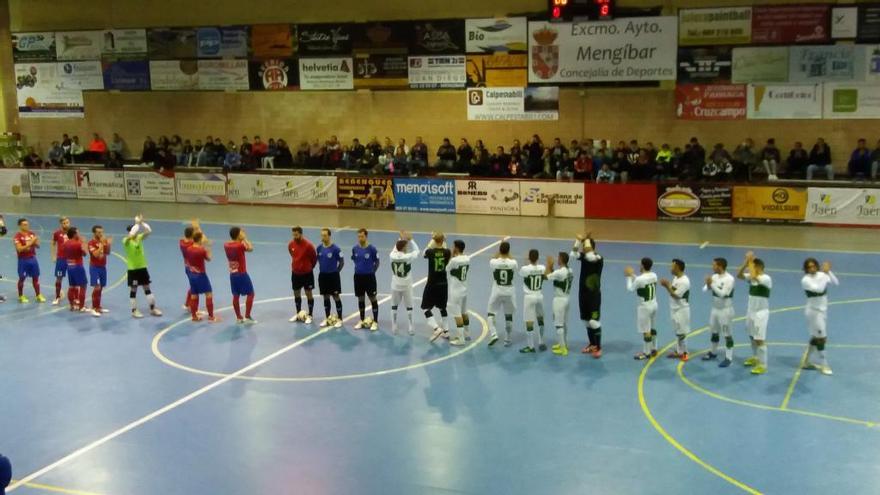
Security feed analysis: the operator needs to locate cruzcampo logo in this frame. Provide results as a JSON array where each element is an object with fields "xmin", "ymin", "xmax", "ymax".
[{"xmin": 832, "ymin": 89, "xmax": 858, "ymax": 113}]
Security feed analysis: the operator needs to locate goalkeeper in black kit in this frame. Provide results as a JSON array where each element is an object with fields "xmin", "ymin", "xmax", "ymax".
[{"xmin": 571, "ymin": 232, "xmax": 603, "ymax": 358}]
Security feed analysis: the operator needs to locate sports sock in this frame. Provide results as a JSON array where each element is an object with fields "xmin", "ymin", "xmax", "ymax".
[
  {"xmin": 457, "ymin": 323, "xmax": 465, "ymax": 340},
  {"xmin": 145, "ymin": 290, "xmax": 156, "ymax": 310},
  {"xmin": 55, "ymin": 279, "xmax": 62, "ymax": 299},
  {"xmin": 537, "ymin": 318, "xmax": 545, "ymax": 345},
  {"xmin": 307, "ymin": 297, "xmax": 314, "ymax": 316},
  {"xmin": 556, "ymin": 326, "xmax": 566, "ymax": 348},
  {"xmin": 190, "ymin": 295, "xmax": 199, "ymax": 318},
  {"xmin": 504, "ymin": 315, "xmax": 513, "ymax": 339},
  {"xmin": 67, "ymin": 287, "xmax": 77, "ymax": 307},
  {"xmin": 358, "ymin": 298, "xmax": 366, "ymax": 320},
  {"xmin": 323, "ymin": 297, "xmax": 332, "ymax": 318},
  {"xmin": 334, "ymin": 296, "xmax": 343, "ymax": 318},
  {"xmin": 295, "ymin": 296, "xmax": 302, "ymax": 313},
  {"xmin": 184, "ymin": 290, "xmax": 191, "ymax": 307},
  {"xmin": 92, "ymin": 286, "xmax": 102, "ymax": 310},
  {"xmin": 370, "ymin": 297, "xmax": 379, "ymax": 321},
  {"xmin": 594, "ymin": 325, "xmax": 602, "ymax": 349},
  {"xmin": 392, "ymin": 306, "xmax": 399, "ymax": 327},
  {"xmin": 677, "ymin": 335, "xmax": 687, "ymax": 354},
  {"xmin": 17, "ymin": 278, "xmax": 24, "ymax": 297},
  {"xmin": 725, "ymin": 336, "xmax": 734, "ymax": 360},
  {"xmin": 407, "ymin": 308, "xmax": 413, "ymax": 330},
  {"xmin": 488, "ymin": 313, "xmax": 497, "ymax": 336},
  {"xmin": 710, "ymin": 333, "xmax": 720, "ymax": 354},
  {"xmin": 750, "ymin": 337, "xmax": 758, "ymax": 356},
  {"xmin": 425, "ymin": 311, "xmax": 438, "ymax": 330},
  {"xmin": 757, "ymin": 344, "xmax": 767, "ymax": 366},
  {"xmin": 643, "ymin": 334, "xmax": 652, "ymax": 354},
  {"xmin": 232, "ymin": 295, "xmax": 242, "ymax": 320},
  {"xmin": 650, "ymin": 329, "xmax": 658, "ymax": 352},
  {"xmin": 32, "ymin": 277, "xmax": 41, "ymax": 296},
  {"xmin": 816, "ymin": 339, "xmax": 828, "ymax": 367},
  {"xmin": 245, "ymin": 294, "xmax": 254, "ymax": 318},
  {"xmin": 586, "ymin": 326, "xmax": 595, "ymax": 347},
  {"xmin": 206, "ymin": 295, "xmax": 214, "ymax": 318},
  {"xmin": 130, "ymin": 288, "xmax": 137, "ymax": 311},
  {"xmin": 526, "ymin": 324, "xmax": 535, "ymax": 348}
]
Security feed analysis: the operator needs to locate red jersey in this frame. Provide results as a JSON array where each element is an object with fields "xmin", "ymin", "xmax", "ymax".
[
  {"xmin": 186, "ymin": 245, "xmax": 209, "ymax": 274},
  {"xmin": 53, "ymin": 229, "xmax": 68, "ymax": 257},
  {"xmin": 63, "ymin": 239, "xmax": 85, "ymax": 266},
  {"xmin": 180, "ymin": 239, "xmax": 194, "ymax": 268},
  {"xmin": 88, "ymin": 238, "xmax": 110, "ymax": 267},
  {"xmin": 224, "ymin": 241, "xmax": 248, "ymax": 274},
  {"xmin": 288, "ymin": 238, "xmax": 317, "ymax": 274},
  {"xmin": 14, "ymin": 231, "xmax": 37, "ymax": 258}
]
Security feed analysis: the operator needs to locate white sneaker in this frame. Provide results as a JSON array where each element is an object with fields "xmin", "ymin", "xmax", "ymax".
[
  {"xmin": 91, "ymin": 309, "xmax": 101, "ymax": 317},
  {"xmin": 244, "ymin": 317, "xmax": 258, "ymax": 325},
  {"xmin": 354, "ymin": 321, "xmax": 366, "ymax": 330},
  {"xmin": 503, "ymin": 339, "xmax": 512, "ymax": 347},
  {"xmin": 449, "ymin": 337, "xmax": 466, "ymax": 346},
  {"xmin": 802, "ymin": 362, "xmax": 818, "ymax": 370},
  {"xmin": 820, "ymin": 366, "xmax": 833, "ymax": 375},
  {"xmin": 289, "ymin": 315, "xmax": 299, "ymax": 323},
  {"xmin": 236, "ymin": 318, "xmax": 245, "ymax": 324},
  {"xmin": 334, "ymin": 319, "xmax": 343, "ymax": 329},
  {"xmin": 304, "ymin": 315, "xmax": 313, "ymax": 325},
  {"xmin": 100, "ymin": 308, "xmax": 109, "ymax": 313},
  {"xmin": 430, "ymin": 327, "xmax": 444, "ymax": 342},
  {"xmin": 320, "ymin": 318, "xmax": 330, "ymax": 327},
  {"xmin": 52, "ymin": 298, "xmax": 60, "ymax": 306},
  {"xmin": 408, "ymin": 327, "xmax": 415, "ymax": 336},
  {"xmin": 132, "ymin": 309, "xmax": 144, "ymax": 318},
  {"xmin": 182, "ymin": 304, "xmax": 190, "ymax": 311},
  {"xmin": 391, "ymin": 325, "xmax": 398, "ymax": 335},
  {"xmin": 370, "ymin": 321, "xmax": 379, "ymax": 332},
  {"xmin": 150, "ymin": 308, "xmax": 163, "ymax": 317},
  {"xmin": 464, "ymin": 329, "xmax": 471, "ymax": 341}
]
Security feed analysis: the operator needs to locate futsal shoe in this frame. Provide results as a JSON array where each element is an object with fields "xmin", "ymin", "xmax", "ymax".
[
  {"xmin": 464, "ymin": 329, "xmax": 471, "ymax": 341},
  {"xmin": 680, "ymin": 352, "xmax": 689, "ymax": 362},
  {"xmin": 354, "ymin": 320, "xmax": 366, "ymax": 330},
  {"xmin": 18, "ymin": 295, "xmax": 29, "ymax": 303},
  {"xmin": 538, "ymin": 343, "xmax": 547, "ymax": 352},
  {"xmin": 244, "ymin": 317, "xmax": 258, "ymax": 325},
  {"xmin": 236, "ymin": 318, "xmax": 245, "ymax": 324},
  {"xmin": 650, "ymin": 350, "xmax": 658, "ymax": 358},
  {"xmin": 702, "ymin": 352, "xmax": 718, "ymax": 361},
  {"xmin": 802, "ymin": 362, "xmax": 818, "ymax": 370},
  {"xmin": 100, "ymin": 308, "xmax": 109, "ymax": 313},
  {"xmin": 634, "ymin": 352, "xmax": 649, "ymax": 360},
  {"xmin": 52, "ymin": 297, "xmax": 60, "ymax": 306},
  {"xmin": 407, "ymin": 326, "xmax": 414, "ymax": 336},
  {"xmin": 718, "ymin": 358, "xmax": 732, "ymax": 368},
  {"xmin": 667, "ymin": 352, "xmax": 682, "ymax": 359},
  {"xmin": 552, "ymin": 343, "xmax": 561, "ymax": 351},
  {"xmin": 519, "ymin": 346, "xmax": 536, "ymax": 353},
  {"xmin": 150, "ymin": 308, "xmax": 163, "ymax": 317},
  {"xmin": 430, "ymin": 327, "xmax": 444, "ymax": 342},
  {"xmin": 391, "ymin": 324, "xmax": 398, "ymax": 335},
  {"xmin": 743, "ymin": 357, "xmax": 757, "ymax": 367},
  {"xmin": 819, "ymin": 366, "xmax": 833, "ymax": 375},
  {"xmin": 591, "ymin": 348, "xmax": 603, "ymax": 359},
  {"xmin": 132, "ymin": 309, "xmax": 144, "ymax": 318},
  {"xmin": 304, "ymin": 314, "xmax": 313, "ymax": 325},
  {"xmin": 449, "ymin": 337, "xmax": 466, "ymax": 346},
  {"xmin": 35, "ymin": 294, "xmax": 46, "ymax": 303},
  {"xmin": 750, "ymin": 365, "xmax": 767, "ymax": 375},
  {"xmin": 91, "ymin": 309, "xmax": 102, "ymax": 317},
  {"xmin": 182, "ymin": 304, "xmax": 190, "ymax": 312},
  {"xmin": 0, "ymin": 295, "xmax": 5, "ymax": 303},
  {"xmin": 208, "ymin": 316, "xmax": 221, "ymax": 323},
  {"xmin": 370, "ymin": 321, "xmax": 379, "ymax": 332},
  {"xmin": 488, "ymin": 334, "xmax": 499, "ymax": 346},
  {"xmin": 552, "ymin": 346, "xmax": 569, "ymax": 356},
  {"xmin": 503, "ymin": 339, "xmax": 512, "ymax": 347},
  {"xmin": 582, "ymin": 344, "xmax": 596, "ymax": 354},
  {"xmin": 334, "ymin": 318, "xmax": 343, "ymax": 329},
  {"xmin": 320, "ymin": 318, "xmax": 330, "ymax": 328}
]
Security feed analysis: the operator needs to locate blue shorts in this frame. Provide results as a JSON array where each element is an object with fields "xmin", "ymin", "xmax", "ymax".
[
  {"xmin": 189, "ymin": 272, "xmax": 213, "ymax": 295},
  {"xmin": 54, "ymin": 259, "xmax": 68, "ymax": 278},
  {"xmin": 230, "ymin": 273, "xmax": 254, "ymax": 296},
  {"xmin": 67, "ymin": 265, "xmax": 87, "ymax": 287},
  {"xmin": 17, "ymin": 258, "xmax": 40, "ymax": 279},
  {"xmin": 89, "ymin": 266, "xmax": 107, "ymax": 287}
]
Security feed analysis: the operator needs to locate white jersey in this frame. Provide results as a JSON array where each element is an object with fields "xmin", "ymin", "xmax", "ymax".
[
  {"xmin": 447, "ymin": 254, "xmax": 471, "ymax": 295},
  {"xmin": 743, "ymin": 272, "xmax": 772, "ymax": 313},
  {"xmin": 627, "ymin": 272, "xmax": 658, "ymax": 307},
  {"xmin": 520, "ymin": 264, "xmax": 546, "ymax": 295},
  {"xmin": 669, "ymin": 275, "xmax": 691, "ymax": 311},
  {"xmin": 489, "ymin": 257, "xmax": 518, "ymax": 297},
  {"xmin": 389, "ymin": 239, "xmax": 419, "ymax": 291},
  {"xmin": 802, "ymin": 271, "xmax": 838, "ymax": 312},
  {"xmin": 704, "ymin": 272, "xmax": 735, "ymax": 310},
  {"xmin": 547, "ymin": 266, "xmax": 574, "ymax": 298}
]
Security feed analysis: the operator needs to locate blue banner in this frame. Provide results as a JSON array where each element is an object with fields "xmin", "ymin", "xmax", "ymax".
[
  {"xmin": 102, "ymin": 59, "xmax": 150, "ymax": 90},
  {"xmin": 197, "ymin": 26, "xmax": 248, "ymax": 58},
  {"xmin": 393, "ymin": 178, "xmax": 456, "ymax": 213}
]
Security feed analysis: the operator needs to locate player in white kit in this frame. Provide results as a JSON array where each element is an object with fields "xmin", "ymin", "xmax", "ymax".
[
  {"xmin": 801, "ymin": 257, "xmax": 838, "ymax": 375},
  {"xmin": 487, "ymin": 239, "xmax": 517, "ymax": 347},
  {"xmin": 446, "ymin": 239, "xmax": 471, "ymax": 346},
  {"xmin": 389, "ymin": 231, "xmax": 419, "ymax": 335},
  {"xmin": 702, "ymin": 257, "xmax": 736, "ymax": 368},
  {"xmin": 545, "ymin": 251, "xmax": 574, "ymax": 356},
  {"xmin": 519, "ymin": 249, "xmax": 547, "ymax": 353},
  {"xmin": 737, "ymin": 251, "xmax": 772, "ymax": 375},
  {"xmin": 626, "ymin": 258, "xmax": 659, "ymax": 361},
  {"xmin": 660, "ymin": 258, "xmax": 691, "ymax": 361}
]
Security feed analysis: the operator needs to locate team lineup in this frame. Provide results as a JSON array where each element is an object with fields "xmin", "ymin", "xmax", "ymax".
[{"xmin": 6, "ymin": 215, "xmax": 840, "ymax": 375}]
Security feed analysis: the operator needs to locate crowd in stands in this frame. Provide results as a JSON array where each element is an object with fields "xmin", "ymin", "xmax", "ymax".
[{"xmin": 21, "ymin": 132, "xmax": 880, "ymax": 182}]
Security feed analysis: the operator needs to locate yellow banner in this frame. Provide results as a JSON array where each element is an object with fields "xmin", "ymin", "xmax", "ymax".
[
  {"xmin": 466, "ymin": 54, "xmax": 528, "ymax": 87},
  {"xmin": 733, "ymin": 186, "xmax": 807, "ymax": 221}
]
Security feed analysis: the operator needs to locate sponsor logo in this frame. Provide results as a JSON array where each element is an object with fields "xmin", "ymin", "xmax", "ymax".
[
  {"xmin": 468, "ymin": 89, "xmax": 483, "ymax": 105},
  {"xmin": 858, "ymin": 193, "xmax": 880, "ymax": 217},
  {"xmin": 258, "ymin": 59, "xmax": 290, "ymax": 89},
  {"xmin": 761, "ymin": 187, "xmax": 800, "ymax": 212},
  {"xmin": 658, "ymin": 188, "xmax": 702, "ymax": 217},
  {"xmin": 415, "ymin": 24, "xmax": 459, "ymax": 52},
  {"xmin": 394, "ymin": 182, "xmax": 454, "ymax": 195},
  {"xmin": 301, "ymin": 28, "xmax": 350, "ymax": 50},
  {"xmin": 810, "ymin": 192, "xmax": 837, "ymax": 216},
  {"xmin": 198, "ymin": 29, "xmax": 221, "ymax": 56}
]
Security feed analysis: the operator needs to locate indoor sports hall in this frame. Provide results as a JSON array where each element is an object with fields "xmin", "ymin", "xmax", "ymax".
[{"xmin": 1, "ymin": 1, "xmax": 880, "ymax": 495}]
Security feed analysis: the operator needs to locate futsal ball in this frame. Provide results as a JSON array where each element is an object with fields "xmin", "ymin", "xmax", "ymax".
[
  {"xmin": 363, "ymin": 316, "xmax": 374, "ymax": 326},
  {"xmin": 297, "ymin": 310, "xmax": 308, "ymax": 321}
]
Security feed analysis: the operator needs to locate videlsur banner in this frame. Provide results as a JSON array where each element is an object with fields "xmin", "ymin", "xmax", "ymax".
[
  {"xmin": 806, "ymin": 188, "xmax": 880, "ymax": 225},
  {"xmin": 528, "ymin": 17, "xmax": 677, "ymax": 83}
]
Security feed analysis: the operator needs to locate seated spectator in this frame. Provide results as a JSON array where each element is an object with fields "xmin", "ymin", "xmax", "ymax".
[
  {"xmin": 22, "ymin": 146, "xmax": 43, "ymax": 168},
  {"xmin": 154, "ymin": 146, "xmax": 176, "ymax": 171},
  {"xmin": 488, "ymin": 146, "xmax": 510, "ymax": 177},
  {"xmin": 593, "ymin": 140, "xmax": 611, "ymax": 170},
  {"xmin": 573, "ymin": 150, "xmax": 593, "ymax": 181},
  {"xmin": 364, "ymin": 137, "xmax": 382, "ymax": 171},
  {"xmin": 705, "ymin": 143, "xmax": 732, "ymax": 180},
  {"xmin": 848, "ymin": 138, "xmax": 872, "ymax": 180},
  {"xmin": 294, "ymin": 141, "xmax": 309, "ymax": 167},
  {"xmin": 409, "ymin": 136, "xmax": 428, "ymax": 176},
  {"xmin": 872, "ymin": 139, "xmax": 880, "ymax": 181},
  {"xmin": 625, "ymin": 139, "xmax": 640, "ymax": 179},
  {"xmin": 86, "ymin": 133, "xmax": 107, "ymax": 163},
  {"xmin": 470, "ymin": 140, "xmax": 490, "ymax": 177},
  {"xmin": 760, "ymin": 138, "xmax": 781, "ymax": 181},
  {"xmin": 548, "ymin": 137, "xmax": 569, "ymax": 179},
  {"xmin": 807, "ymin": 138, "xmax": 833, "ymax": 180},
  {"xmin": 141, "ymin": 137, "xmax": 157, "ymax": 165},
  {"xmin": 47, "ymin": 141, "xmax": 64, "ymax": 166},
  {"xmin": 261, "ymin": 138, "xmax": 277, "ymax": 169},
  {"xmin": 169, "ymin": 135, "xmax": 184, "ymax": 165},
  {"xmin": 224, "ymin": 142, "xmax": 241, "ymax": 169},
  {"xmin": 645, "ymin": 141, "xmax": 658, "ymax": 162},
  {"xmin": 252, "ymin": 136, "xmax": 268, "ymax": 160},
  {"xmin": 634, "ymin": 148, "xmax": 655, "ymax": 181},
  {"xmin": 193, "ymin": 139, "xmax": 208, "ymax": 166},
  {"xmin": 434, "ymin": 138, "xmax": 456, "ymax": 170},
  {"xmin": 212, "ymin": 138, "xmax": 227, "ymax": 166},
  {"xmin": 509, "ymin": 139, "xmax": 523, "ymax": 164},
  {"xmin": 69, "ymin": 136, "xmax": 85, "ymax": 163},
  {"xmin": 308, "ymin": 139, "xmax": 324, "ymax": 168},
  {"xmin": 509, "ymin": 153, "xmax": 523, "ymax": 177},
  {"xmin": 349, "ymin": 138, "xmax": 366, "ymax": 170},
  {"xmin": 686, "ymin": 137, "xmax": 706, "ymax": 180},
  {"xmin": 732, "ymin": 138, "xmax": 758, "ymax": 181},
  {"xmin": 524, "ymin": 134, "xmax": 544, "ymax": 178},
  {"xmin": 655, "ymin": 143, "xmax": 673, "ymax": 179},
  {"xmin": 61, "ymin": 133, "xmax": 72, "ymax": 162},
  {"xmin": 108, "ymin": 133, "xmax": 125, "ymax": 160},
  {"xmin": 786, "ymin": 141, "xmax": 809, "ymax": 178},
  {"xmin": 325, "ymin": 135, "xmax": 343, "ymax": 168},
  {"xmin": 276, "ymin": 139, "xmax": 294, "ymax": 168},
  {"xmin": 392, "ymin": 141, "xmax": 409, "ymax": 175},
  {"xmin": 181, "ymin": 139, "xmax": 193, "ymax": 166},
  {"xmin": 596, "ymin": 162, "xmax": 616, "ymax": 183},
  {"xmin": 669, "ymin": 146, "xmax": 684, "ymax": 178},
  {"xmin": 379, "ymin": 149, "xmax": 394, "ymax": 174},
  {"xmin": 457, "ymin": 138, "xmax": 474, "ymax": 173}
]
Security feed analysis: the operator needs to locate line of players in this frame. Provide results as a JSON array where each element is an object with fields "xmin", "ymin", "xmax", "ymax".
[{"xmin": 7, "ymin": 217, "xmax": 840, "ymax": 374}]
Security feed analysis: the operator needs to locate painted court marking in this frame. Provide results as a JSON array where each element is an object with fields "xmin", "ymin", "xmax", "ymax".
[{"xmin": 10, "ymin": 480, "xmax": 105, "ymax": 495}]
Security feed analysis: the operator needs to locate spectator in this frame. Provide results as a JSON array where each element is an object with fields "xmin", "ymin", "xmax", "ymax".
[
  {"xmin": 786, "ymin": 141, "xmax": 809, "ymax": 179},
  {"xmin": 596, "ymin": 162, "xmax": 616, "ymax": 183},
  {"xmin": 47, "ymin": 141, "xmax": 64, "ymax": 166},
  {"xmin": 593, "ymin": 140, "xmax": 611, "ymax": 170},
  {"xmin": 61, "ymin": 133, "xmax": 72, "ymax": 163},
  {"xmin": 224, "ymin": 142, "xmax": 241, "ymax": 169},
  {"xmin": 69, "ymin": 136, "xmax": 85, "ymax": 163},
  {"xmin": 634, "ymin": 148, "xmax": 654, "ymax": 181},
  {"xmin": 705, "ymin": 143, "xmax": 732, "ymax": 180},
  {"xmin": 489, "ymin": 146, "xmax": 510, "ymax": 177},
  {"xmin": 471, "ymin": 139, "xmax": 490, "ymax": 176},
  {"xmin": 409, "ymin": 136, "xmax": 428, "ymax": 176},
  {"xmin": 181, "ymin": 139, "xmax": 193, "ymax": 166},
  {"xmin": 760, "ymin": 138, "xmax": 781, "ymax": 181},
  {"xmin": 379, "ymin": 149, "xmax": 394, "ymax": 174},
  {"xmin": 573, "ymin": 149, "xmax": 593, "ymax": 181},
  {"xmin": 141, "ymin": 137, "xmax": 157, "ymax": 165},
  {"xmin": 262, "ymin": 138, "xmax": 277, "ymax": 169},
  {"xmin": 669, "ymin": 146, "xmax": 684, "ymax": 179},
  {"xmin": 252, "ymin": 135, "xmax": 268, "ymax": 158},
  {"xmin": 308, "ymin": 139, "xmax": 324, "ymax": 168},
  {"xmin": 200, "ymin": 137, "xmax": 214, "ymax": 165},
  {"xmin": 872, "ymin": 139, "xmax": 880, "ymax": 181},
  {"xmin": 807, "ymin": 138, "xmax": 833, "ymax": 180},
  {"xmin": 548, "ymin": 137, "xmax": 569, "ymax": 179},
  {"xmin": 510, "ymin": 139, "xmax": 523, "ymax": 164},
  {"xmin": 154, "ymin": 145, "xmax": 175, "ymax": 171},
  {"xmin": 169, "ymin": 135, "xmax": 184, "ymax": 165},
  {"xmin": 392, "ymin": 141, "xmax": 409, "ymax": 175},
  {"xmin": 625, "ymin": 139, "xmax": 640, "ymax": 178},
  {"xmin": 364, "ymin": 137, "xmax": 382, "ymax": 171},
  {"xmin": 212, "ymin": 138, "xmax": 227, "ymax": 166},
  {"xmin": 848, "ymin": 138, "xmax": 872, "ymax": 180},
  {"xmin": 87, "ymin": 133, "xmax": 107, "ymax": 163},
  {"xmin": 294, "ymin": 141, "xmax": 309, "ymax": 167},
  {"xmin": 349, "ymin": 138, "xmax": 366, "ymax": 170},
  {"xmin": 732, "ymin": 138, "xmax": 758, "ymax": 181},
  {"xmin": 524, "ymin": 134, "xmax": 544, "ymax": 178},
  {"xmin": 434, "ymin": 138, "xmax": 456, "ymax": 171},
  {"xmin": 325, "ymin": 135, "xmax": 343, "ymax": 168},
  {"xmin": 457, "ymin": 138, "xmax": 474, "ymax": 172},
  {"xmin": 509, "ymin": 152, "xmax": 523, "ymax": 177},
  {"xmin": 276, "ymin": 139, "xmax": 294, "ymax": 168},
  {"xmin": 108, "ymin": 133, "xmax": 125, "ymax": 161},
  {"xmin": 645, "ymin": 141, "xmax": 658, "ymax": 162},
  {"xmin": 22, "ymin": 146, "xmax": 43, "ymax": 168},
  {"xmin": 655, "ymin": 143, "xmax": 673, "ymax": 179},
  {"xmin": 1, "ymin": 453, "xmax": 10, "ymax": 495},
  {"xmin": 193, "ymin": 139, "xmax": 209, "ymax": 166}
]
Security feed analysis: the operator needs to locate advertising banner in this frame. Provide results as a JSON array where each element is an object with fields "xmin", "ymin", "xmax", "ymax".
[
  {"xmin": 250, "ymin": 24, "xmax": 295, "ymax": 58},
  {"xmin": 806, "ymin": 187, "xmax": 880, "ymax": 225},
  {"xmin": 751, "ymin": 5, "xmax": 831, "ymax": 45},
  {"xmin": 149, "ymin": 60, "xmax": 199, "ymax": 90},
  {"xmin": 857, "ymin": 4, "xmax": 880, "ymax": 43},
  {"xmin": 227, "ymin": 173, "xmax": 337, "ymax": 206},
  {"xmin": 197, "ymin": 59, "xmax": 249, "ymax": 90},
  {"xmin": 657, "ymin": 184, "xmax": 732, "ymax": 220},
  {"xmin": 832, "ymin": 7, "xmax": 859, "ymax": 39},
  {"xmin": 337, "ymin": 176, "xmax": 395, "ymax": 209},
  {"xmin": 102, "ymin": 29, "xmax": 148, "ymax": 55},
  {"xmin": 408, "ymin": 55, "xmax": 466, "ymax": 88},
  {"xmin": 197, "ymin": 26, "xmax": 248, "ymax": 58},
  {"xmin": 454, "ymin": 179, "xmax": 520, "ymax": 216},
  {"xmin": 466, "ymin": 87, "xmax": 559, "ymax": 121},
  {"xmin": 410, "ymin": 20, "xmax": 465, "ymax": 55},
  {"xmin": 248, "ymin": 59, "xmax": 298, "ymax": 90},
  {"xmin": 822, "ymin": 82, "xmax": 880, "ymax": 119},
  {"xmin": 678, "ymin": 7, "xmax": 753, "ymax": 46},
  {"xmin": 175, "ymin": 172, "xmax": 228, "ymax": 204},
  {"xmin": 747, "ymin": 83, "xmax": 822, "ymax": 119},
  {"xmin": 102, "ymin": 59, "xmax": 150, "ymax": 90},
  {"xmin": 0, "ymin": 169, "xmax": 29, "ymax": 198},
  {"xmin": 864, "ymin": 45, "xmax": 880, "ymax": 81},
  {"xmin": 731, "ymin": 46, "xmax": 789, "ymax": 83},
  {"xmin": 519, "ymin": 181, "xmax": 585, "ymax": 218},
  {"xmin": 675, "ymin": 84, "xmax": 746, "ymax": 120},
  {"xmin": 528, "ymin": 17, "xmax": 677, "ymax": 84},
  {"xmin": 55, "ymin": 30, "xmax": 102, "ymax": 60},
  {"xmin": 585, "ymin": 183, "xmax": 657, "ymax": 220},
  {"xmin": 677, "ymin": 47, "xmax": 732, "ymax": 84},
  {"xmin": 789, "ymin": 45, "xmax": 860, "ymax": 83},
  {"xmin": 124, "ymin": 170, "xmax": 176, "ymax": 202},
  {"xmin": 15, "ymin": 63, "xmax": 84, "ymax": 118},
  {"xmin": 299, "ymin": 57, "xmax": 354, "ymax": 90},
  {"xmin": 392, "ymin": 178, "xmax": 456, "ymax": 213},
  {"xmin": 352, "ymin": 22, "xmax": 409, "ymax": 54},
  {"xmin": 353, "ymin": 54, "xmax": 409, "ymax": 89},
  {"xmin": 465, "ymin": 17, "xmax": 527, "ymax": 53},
  {"xmin": 58, "ymin": 61, "xmax": 105, "ymax": 90},
  {"xmin": 733, "ymin": 186, "xmax": 807, "ymax": 221},
  {"xmin": 28, "ymin": 169, "xmax": 77, "ymax": 198},
  {"xmin": 75, "ymin": 170, "xmax": 125, "ymax": 200},
  {"xmin": 298, "ymin": 24, "xmax": 353, "ymax": 56},
  {"xmin": 147, "ymin": 28, "xmax": 197, "ymax": 59},
  {"xmin": 466, "ymin": 53, "xmax": 528, "ymax": 87},
  {"xmin": 12, "ymin": 32, "xmax": 56, "ymax": 62}
]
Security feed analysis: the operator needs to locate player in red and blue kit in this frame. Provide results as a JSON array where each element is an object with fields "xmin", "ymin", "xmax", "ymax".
[
  {"xmin": 225, "ymin": 226, "xmax": 255, "ymax": 324},
  {"xmin": 87, "ymin": 225, "xmax": 112, "ymax": 317},
  {"xmin": 186, "ymin": 231, "xmax": 218, "ymax": 322},
  {"xmin": 13, "ymin": 218, "xmax": 45, "ymax": 303},
  {"xmin": 180, "ymin": 220, "xmax": 200, "ymax": 313},
  {"xmin": 317, "ymin": 228, "xmax": 344, "ymax": 328},
  {"xmin": 51, "ymin": 216, "xmax": 71, "ymax": 305},
  {"xmin": 352, "ymin": 228, "xmax": 380, "ymax": 331},
  {"xmin": 62, "ymin": 227, "xmax": 88, "ymax": 312}
]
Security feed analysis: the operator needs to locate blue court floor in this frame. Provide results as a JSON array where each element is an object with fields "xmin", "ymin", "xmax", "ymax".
[{"xmin": 1, "ymin": 213, "xmax": 878, "ymax": 494}]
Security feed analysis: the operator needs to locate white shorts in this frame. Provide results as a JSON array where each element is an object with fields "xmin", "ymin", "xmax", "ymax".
[
  {"xmin": 671, "ymin": 306, "xmax": 690, "ymax": 336},
  {"xmin": 448, "ymin": 291, "xmax": 468, "ymax": 317},
  {"xmin": 636, "ymin": 303, "xmax": 657, "ymax": 334},
  {"xmin": 391, "ymin": 287, "xmax": 413, "ymax": 309},
  {"xmin": 523, "ymin": 294, "xmax": 544, "ymax": 322},
  {"xmin": 805, "ymin": 308, "xmax": 827, "ymax": 338},
  {"xmin": 488, "ymin": 293, "xmax": 516, "ymax": 316},
  {"xmin": 747, "ymin": 309, "xmax": 769, "ymax": 340},
  {"xmin": 552, "ymin": 297, "xmax": 570, "ymax": 327},
  {"xmin": 709, "ymin": 307, "xmax": 734, "ymax": 336}
]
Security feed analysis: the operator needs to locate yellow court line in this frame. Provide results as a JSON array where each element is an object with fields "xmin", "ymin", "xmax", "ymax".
[
  {"xmin": 780, "ymin": 348, "xmax": 810, "ymax": 410},
  {"xmin": 10, "ymin": 479, "xmax": 104, "ymax": 495}
]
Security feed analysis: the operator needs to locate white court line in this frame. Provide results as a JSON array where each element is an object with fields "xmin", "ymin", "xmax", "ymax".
[
  {"xmin": 699, "ymin": 241, "xmax": 710, "ymax": 250},
  {"xmin": 8, "ymin": 236, "xmax": 505, "ymax": 491}
]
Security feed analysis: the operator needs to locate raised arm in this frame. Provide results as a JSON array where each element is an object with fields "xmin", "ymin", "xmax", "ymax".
[{"xmin": 736, "ymin": 251, "xmax": 754, "ymax": 280}]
